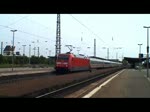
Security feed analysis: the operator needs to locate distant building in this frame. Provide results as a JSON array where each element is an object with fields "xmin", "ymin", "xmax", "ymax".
[
  {"xmin": 16, "ymin": 51, "xmax": 20, "ymax": 56},
  {"xmin": 3, "ymin": 45, "xmax": 15, "ymax": 56}
]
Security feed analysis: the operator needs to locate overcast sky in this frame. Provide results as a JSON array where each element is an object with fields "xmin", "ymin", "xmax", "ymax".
[{"xmin": 0, "ymin": 14, "xmax": 149, "ymax": 60}]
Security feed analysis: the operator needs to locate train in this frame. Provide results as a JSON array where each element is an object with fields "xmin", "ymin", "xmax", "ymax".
[{"xmin": 55, "ymin": 52, "xmax": 122, "ymax": 72}]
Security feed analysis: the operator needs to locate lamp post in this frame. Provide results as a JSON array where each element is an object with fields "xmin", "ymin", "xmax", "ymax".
[
  {"xmin": 87, "ymin": 47, "xmax": 90, "ymax": 57},
  {"xmin": 49, "ymin": 50, "xmax": 51, "ymax": 57},
  {"xmin": 29, "ymin": 44, "xmax": 31, "ymax": 65},
  {"xmin": 45, "ymin": 41, "xmax": 48, "ymax": 57},
  {"xmin": 138, "ymin": 44, "xmax": 142, "ymax": 54},
  {"xmin": 22, "ymin": 45, "xmax": 26, "ymax": 65},
  {"xmin": 32, "ymin": 41, "xmax": 35, "ymax": 56},
  {"xmin": 10, "ymin": 30, "xmax": 17, "ymax": 71},
  {"xmin": 46, "ymin": 48, "xmax": 48, "ymax": 57},
  {"xmin": 102, "ymin": 47, "xmax": 109, "ymax": 59},
  {"xmin": 49, "ymin": 50, "xmax": 51, "ymax": 65},
  {"xmin": 17, "ymin": 42, "xmax": 20, "ymax": 54},
  {"xmin": 138, "ymin": 44, "xmax": 143, "ymax": 70},
  {"xmin": 144, "ymin": 26, "xmax": 150, "ymax": 78},
  {"xmin": 114, "ymin": 47, "xmax": 122, "ymax": 61}
]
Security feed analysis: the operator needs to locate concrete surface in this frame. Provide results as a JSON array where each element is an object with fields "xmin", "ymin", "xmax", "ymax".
[{"xmin": 91, "ymin": 69, "xmax": 150, "ymax": 98}]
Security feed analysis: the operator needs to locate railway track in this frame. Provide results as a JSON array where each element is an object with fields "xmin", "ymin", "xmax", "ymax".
[
  {"xmin": 35, "ymin": 67, "xmax": 124, "ymax": 98},
  {"xmin": 0, "ymin": 69, "xmax": 99, "ymax": 85}
]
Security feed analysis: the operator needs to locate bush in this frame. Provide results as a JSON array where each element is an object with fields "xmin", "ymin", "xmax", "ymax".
[{"xmin": 0, "ymin": 55, "xmax": 55, "ymax": 68}]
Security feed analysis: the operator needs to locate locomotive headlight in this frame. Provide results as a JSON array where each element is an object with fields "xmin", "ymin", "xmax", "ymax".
[
  {"xmin": 63, "ymin": 62, "xmax": 68, "ymax": 64},
  {"xmin": 57, "ymin": 62, "xmax": 61, "ymax": 64}
]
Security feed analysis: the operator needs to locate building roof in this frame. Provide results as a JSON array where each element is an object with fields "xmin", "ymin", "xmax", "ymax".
[
  {"xmin": 4, "ymin": 45, "xmax": 15, "ymax": 52},
  {"xmin": 124, "ymin": 57, "xmax": 146, "ymax": 63}
]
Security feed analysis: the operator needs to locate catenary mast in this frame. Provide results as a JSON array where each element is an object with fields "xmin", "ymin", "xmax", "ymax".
[{"xmin": 55, "ymin": 14, "xmax": 61, "ymax": 56}]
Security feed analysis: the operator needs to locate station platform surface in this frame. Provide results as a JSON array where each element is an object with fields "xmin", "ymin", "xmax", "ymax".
[
  {"xmin": 0, "ymin": 67, "xmax": 54, "ymax": 77},
  {"xmin": 91, "ymin": 69, "xmax": 150, "ymax": 98}
]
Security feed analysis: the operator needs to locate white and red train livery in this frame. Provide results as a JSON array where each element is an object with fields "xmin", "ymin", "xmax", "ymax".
[{"xmin": 55, "ymin": 52, "xmax": 122, "ymax": 72}]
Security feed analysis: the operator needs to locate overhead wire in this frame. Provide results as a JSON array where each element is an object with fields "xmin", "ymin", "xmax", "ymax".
[
  {"xmin": 0, "ymin": 15, "xmax": 29, "ymax": 30},
  {"xmin": 14, "ymin": 15, "xmax": 57, "ymax": 43},
  {"xmin": 69, "ymin": 14, "xmax": 107, "ymax": 44},
  {"xmin": 0, "ymin": 24, "xmax": 55, "ymax": 43},
  {"xmin": 14, "ymin": 15, "xmax": 56, "ymax": 33},
  {"xmin": 69, "ymin": 14, "xmax": 123, "ymax": 57},
  {"xmin": 66, "ymin": 15, "xmax": 103, "ymax": 54}
]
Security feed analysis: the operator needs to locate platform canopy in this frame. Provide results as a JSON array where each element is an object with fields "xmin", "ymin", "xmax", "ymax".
[
  {"xmin": 124, "ymin": 57, "xmax": 147, "ymax": 68},
  {"xmin": 124, "ymin": 57, "xmax": 146, "ymax": 63}
]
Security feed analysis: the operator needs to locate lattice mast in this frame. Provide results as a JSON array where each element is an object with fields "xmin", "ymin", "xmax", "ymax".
[{"xmin": 55, "ymin": 14, "xmax": 61, "ymax": 56}]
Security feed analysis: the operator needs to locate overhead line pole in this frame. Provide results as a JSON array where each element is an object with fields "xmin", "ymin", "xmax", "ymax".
[
  {"xmin": 94, "ymin": 39, "xmax": 96, "ymax": 57},
  {"xmin": 55, "ymin": 14, "xmax": 61, "ymax": 57},
  {"xmin": 144, "ymin": 26, "xmax": 150, "ymax": 78}
]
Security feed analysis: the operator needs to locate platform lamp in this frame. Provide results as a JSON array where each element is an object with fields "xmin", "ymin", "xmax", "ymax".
[
  {"xmin": 10, "ymin": 29, "xmax": 17, "ymax": 71},
  {"xmin": 102, "ymin": 47, "xmax": 109, "ymax": 59}
]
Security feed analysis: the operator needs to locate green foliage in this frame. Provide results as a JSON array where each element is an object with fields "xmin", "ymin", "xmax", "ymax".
[
  {"xmin": 31, "ymin": 56, "xmax": 39, "ymax": 64},
  {"xmin": 0, "ymin": 54, "xmax": 55, "ymax": 68},
  {"xmin": 122, "ymin": 59, "xmax": 128, "ymax": 66},
  {"xmin": 0, "ymin": 54, "xmax": 3, "ymax": 64}
]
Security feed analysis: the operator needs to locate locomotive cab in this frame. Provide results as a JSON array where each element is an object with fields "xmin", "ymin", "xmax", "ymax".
[{"xmin": 55, "ymin": 53, "xmax": 73, "ymax": 72}]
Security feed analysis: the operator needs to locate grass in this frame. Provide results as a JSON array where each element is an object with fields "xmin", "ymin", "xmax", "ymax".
[{"xmin": 0, "ymin": 64, "xmax": 14, "ymax": 68}]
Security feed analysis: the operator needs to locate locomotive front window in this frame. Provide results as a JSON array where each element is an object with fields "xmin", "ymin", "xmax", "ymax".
[{"xmin": 58, "ymin": 55, "xmax": 69, "ymax": 61}]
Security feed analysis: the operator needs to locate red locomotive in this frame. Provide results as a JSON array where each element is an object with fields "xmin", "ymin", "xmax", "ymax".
[{"xmin": 55, "ymin": 52, "xmax": 90, "ymax": 72}]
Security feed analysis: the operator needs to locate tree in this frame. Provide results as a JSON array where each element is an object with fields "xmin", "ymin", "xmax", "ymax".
[
  {"xmin": 0, "ymin": 54, "xmax": 3, "ymax": 64},
  {"xmin": 122, "ymin": 59, "xmax": 128, "ymax": 66}
]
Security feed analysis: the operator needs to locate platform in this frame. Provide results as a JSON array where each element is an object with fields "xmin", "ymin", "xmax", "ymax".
[
  {"xmin": 90, "ymin": 69, "xmax": 150, "ymax": 98},
  {"xmin": 0, "ymin": 67, "xmax": 54, "ymax": 77}
]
